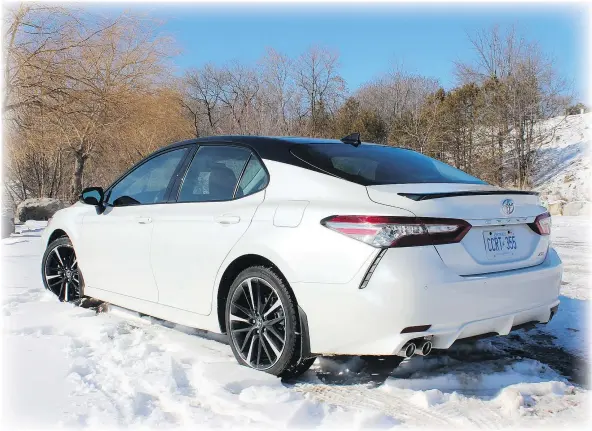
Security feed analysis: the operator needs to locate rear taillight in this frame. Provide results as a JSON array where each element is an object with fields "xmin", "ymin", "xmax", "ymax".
[
  {"xmin": 320, "ymin": 215, "xmax": 471, "ymax": 248},
  {"xmin": 528, "ymin": 212, "xmax": 552, "ymax": 236}
]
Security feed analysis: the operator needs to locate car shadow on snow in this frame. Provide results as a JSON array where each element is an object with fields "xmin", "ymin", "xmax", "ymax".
[
  {"xmin": 294, "ymin": 296, "xmax": 589, "ymax": 389},
  {"xmin": 293, "ymin": 327, "xmax": 588, "ymax": 390}
]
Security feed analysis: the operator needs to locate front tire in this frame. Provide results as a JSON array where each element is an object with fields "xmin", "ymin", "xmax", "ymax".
[
  {"xmin": 225, "ymin": 266, "xmax": 302, "ymax": 377},
  {"xmin": 41, "ymin": 236, "xmax": 83, "ymax": 302}
]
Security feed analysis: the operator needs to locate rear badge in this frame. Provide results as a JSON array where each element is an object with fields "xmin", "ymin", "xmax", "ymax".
[{"xmin": 501, "ymin": 198, "xmax": 515, "ymax": 215}]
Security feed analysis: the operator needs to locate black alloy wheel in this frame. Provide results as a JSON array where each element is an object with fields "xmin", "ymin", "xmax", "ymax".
[
  {"xmin": 41, "ymin": 237, "xmax": 82, "ymax": 302},
  {"xmin": 226, "ymin": 266, "xmax": 308, "ymax": 377}
]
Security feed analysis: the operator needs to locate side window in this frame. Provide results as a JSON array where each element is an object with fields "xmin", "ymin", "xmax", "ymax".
[
  {"xmin": 236, "ymin": 156, "xmax": 268, "ymax": 198},
  {"xmin": 107, "ymin": 148, "xmax": 187, "ymax": 206},
  {"xmin": 178, "ymin": 146, "xmax": 250, "ymax": 203}
]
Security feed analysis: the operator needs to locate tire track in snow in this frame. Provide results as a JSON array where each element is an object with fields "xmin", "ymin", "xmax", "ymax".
[
  {"xmin": 293, "ymin": 383, "xmax": 456, "ymax": 426},
  {"xmin": 63, "ymin": 320, "xmax": 219, "ymax": 427}
]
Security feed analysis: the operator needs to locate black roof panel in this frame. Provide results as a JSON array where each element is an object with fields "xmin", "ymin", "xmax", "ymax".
[
  {"xmin": 162, "ymin": 135, "xmax": 352, "ymax": 150},
  {"xmin": 157, "ymin": 135, "xmax": 391, "ymax": 183}
]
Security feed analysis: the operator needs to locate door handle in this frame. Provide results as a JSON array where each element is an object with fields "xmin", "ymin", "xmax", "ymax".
[
  {"xmin": 215, "ymin": 215, "xmax": 240, "ymax": 225},
  {"xmin": 137, "ymin": 216, "xmax": 152, "ymax": 224}
]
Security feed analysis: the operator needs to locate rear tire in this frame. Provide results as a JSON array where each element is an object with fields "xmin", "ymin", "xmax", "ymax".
[
  {"xmin": 41, "ymin": 236, "xmax": 84, "ymax": 302},
  {"xmin": 225, "ymin": 266, "xmax": 302, "ymax": 376}
]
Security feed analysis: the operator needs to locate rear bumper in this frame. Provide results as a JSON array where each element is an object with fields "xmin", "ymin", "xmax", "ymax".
[{"xmin": 292, "ymin": 246, "xmax": 562, "ymax": 355}]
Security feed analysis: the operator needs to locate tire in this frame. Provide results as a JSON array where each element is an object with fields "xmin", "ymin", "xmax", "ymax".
[
  {"xmin": 41, "ymin": 236, "xmax": 84, "ymax": 302},
  {"xmin": 225, "ymin": 266, "xmax": 302, "ymax": 376}
]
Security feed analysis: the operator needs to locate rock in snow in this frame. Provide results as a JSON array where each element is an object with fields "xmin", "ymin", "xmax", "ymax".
[{"xmin": 16, "ymin": 197, "xmax": 66, "ymax": 223}]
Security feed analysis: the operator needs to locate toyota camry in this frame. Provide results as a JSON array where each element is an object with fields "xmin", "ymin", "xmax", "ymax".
[{"xmin": 41, "ymin": 134, "xmax": 562, "ymax": 378}]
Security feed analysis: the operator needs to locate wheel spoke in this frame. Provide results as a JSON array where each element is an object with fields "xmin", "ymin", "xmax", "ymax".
[
  {"xmin": 264, "ymin": 316, "xmax": 284, "ymax": 327},
  {"xmin": 244, "ymin": 279, "xmax": 256, "ymax": 312},
  {"xmin": 71, "ymin": 257, "xmax": 77, "ymax": 268},
  {"xmin": 230, "ymin": 314, "xmax": 250, "ymax": 323},
  {"xmin": 58, "ymin": 280, "xmax": 65, "ymax": 299},
  {"xmin": 267, "ymin": 326, "xmax": 285, "ymax": 345},
  {"xmin": 256, "ymin": 281, "xmax": 262, "ymax": 314},
  {"xmin": 240, "ymin": 327, "xmax": 256, "ymax": 351},
  {"xmin": 53, "ymin": 247, "xmax": 65, "ymax": 267},
  {"xmin": 246, "ymin": 334, "xmax": 256, "ymax": 364},
  {"xmin": 64, "ymin": 282, "xmax": 69, "ymax": 302},
  {"xmin": 263, "ymin": 332, "xmax": 281, "ymax": 357},
  {"xmin": 260, "ymin": 334, "xmax": 273, "ymax": 363},
  {"xmin": 263, "ymin": 300, "xmax": 281, "ymax": 317},
  {"xmin": 261, "ymin": 294, "xmax": 273, "ymax": 314},
  {"xmin": 256, "ymin": 335, "xmax": 262, "ymax": 367},
  {"xmin": 232, "ymin": 326, "xmax": 255, "ymax": 333},
  {"xmin": 48, "ymin": 278, "xmax": 63, "ymax": 288},
  {"xmin": 232, "ymin": 303, "xmax": 253, "ymax": 319},
  {"xmin": 46, "ymin": 274, "xmax": 61, "ymax": 280}
]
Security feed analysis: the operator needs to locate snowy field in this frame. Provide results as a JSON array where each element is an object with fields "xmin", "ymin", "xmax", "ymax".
[{"xmin": 1, "ymin": 218, "xmax": 590, "ymax": 428}]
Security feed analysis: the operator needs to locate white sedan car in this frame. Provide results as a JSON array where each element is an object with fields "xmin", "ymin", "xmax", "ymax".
[{"xmin": 41, "ymin": 135, "xmax": 562, "ymax": 378}]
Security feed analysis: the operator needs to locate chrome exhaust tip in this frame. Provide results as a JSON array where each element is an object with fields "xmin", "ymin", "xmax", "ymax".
[
  {"xmin": 398, "ymin": 342, "xmax": 416, "ymax": 358},
  {"xmin": 417, "ymin": 340, "xmax": 433, "ymax": 356}
]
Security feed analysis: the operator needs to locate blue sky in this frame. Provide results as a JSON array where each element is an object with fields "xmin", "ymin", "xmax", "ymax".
[{"xmin": 99, "ymin": 3, "xmax": 589, "ymax": 102}]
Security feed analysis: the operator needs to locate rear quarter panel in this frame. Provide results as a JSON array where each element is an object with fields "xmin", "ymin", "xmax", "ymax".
[{"xmin": 218, "ymin": 161, "xmax": 417, "ymax": 286}]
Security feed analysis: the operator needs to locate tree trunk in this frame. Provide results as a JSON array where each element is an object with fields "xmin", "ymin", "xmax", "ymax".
[{"xmin": 71, "ymin": 152, "xmax": 87, "ymax": 201}]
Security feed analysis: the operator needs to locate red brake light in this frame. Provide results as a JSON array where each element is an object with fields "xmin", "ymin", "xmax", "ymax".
[
  {"xmin": 320, "ymin": 215, "xmax": 471, "ymax": 248},
  {"xmin": 528, "ymin": 212, "xmax": 552, "ymax": 236}
]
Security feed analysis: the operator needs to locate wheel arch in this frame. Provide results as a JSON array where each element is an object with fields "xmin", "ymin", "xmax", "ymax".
[
  {"xmin": 47, "ymin": 228, "xmax": 69, "ymax": 246},
  {"xmin": 216, "ymin": 254, "xmax": 288, "ymax": 333}
]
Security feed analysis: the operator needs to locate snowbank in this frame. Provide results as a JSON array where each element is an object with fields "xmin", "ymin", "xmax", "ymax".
[{"xmin": 534, "ymin": 113, "xmax": 591, "ymax": 206}]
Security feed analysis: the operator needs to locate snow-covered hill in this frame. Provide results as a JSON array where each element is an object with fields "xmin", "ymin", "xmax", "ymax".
[{"xmin": 533, "ymin": 113, "xmax": 591, "ymax": 205}]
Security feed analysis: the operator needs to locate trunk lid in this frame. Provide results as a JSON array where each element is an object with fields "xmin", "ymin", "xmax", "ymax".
[{"xmin": 366, "ymin": 183, "xmax": 550, "ymax": 275}]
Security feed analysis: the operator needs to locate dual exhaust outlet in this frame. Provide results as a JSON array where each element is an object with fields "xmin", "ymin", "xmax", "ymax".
[{"xmin": 398, "ymin": 339, "xmax": 432, "ymax": 358}]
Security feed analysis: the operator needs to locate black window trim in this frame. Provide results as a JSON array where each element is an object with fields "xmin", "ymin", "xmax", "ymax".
[
  {"xmin": 165, "ymin": 144, "xmax": 199, "ymax": 203},
  {"xmin": 103, "ymin": 145, "xmax": 194, "ymax": 208},
  {"xmin": 233, "ymin": 153, "xmax": 252, "ymax": 199},
  {"xmin": 171, "ymin": 141, "xmax": 270, "ymax": 204}
]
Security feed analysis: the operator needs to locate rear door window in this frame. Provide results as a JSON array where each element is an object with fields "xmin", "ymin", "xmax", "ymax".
[
  {"xmin": 291, "ymin": 144, "xmax": 486, "ymax": 185},
  {"xmin": 177, "ymin": 145, "xmax": 251, "ymax": 202}
]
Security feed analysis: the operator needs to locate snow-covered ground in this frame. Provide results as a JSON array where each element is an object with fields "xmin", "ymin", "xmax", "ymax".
[
  {"xmin": 534, "ymin": 113, "xmax": 591, "ymax": 204},
  {"xmin": 1, "ymin": 219, "xmax": 589, "ymax": 428}
]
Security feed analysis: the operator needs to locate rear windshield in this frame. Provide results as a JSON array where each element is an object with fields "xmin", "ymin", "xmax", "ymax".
[{"xmin": 291, "ymin": 144, "xmax": 486, "ymax": 186}]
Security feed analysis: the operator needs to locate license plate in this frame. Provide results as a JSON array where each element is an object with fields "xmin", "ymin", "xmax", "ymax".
[{"xmin": 483, "ymin": 229, "xmax": 518, "ymax": 259}]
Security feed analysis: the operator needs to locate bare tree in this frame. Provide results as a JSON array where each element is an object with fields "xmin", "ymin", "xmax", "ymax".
[
  {"xmin": 182, "ymin": 64, "xmax": 224, "ymax": 137},
  {"xmin": 259, "ymin": 48, "xmax": 296, "ymax": 135},
  {"xmin": 217, "ymin": 63, "xmax": 261, "ymax": 135},
  {"xmin": 292, "ymin": 46, "xmax": 345, "ymax": 136},
  {"xmin": 357, "ymin": 67, "xmax": 441, "ymax": 142},
  {"xmin": 4, "ymin": 7, "xmax": 176, "ymax": 201},
  {"xmin": 48, "ymin": 14, "xmax": 174, "ymax": 198}
]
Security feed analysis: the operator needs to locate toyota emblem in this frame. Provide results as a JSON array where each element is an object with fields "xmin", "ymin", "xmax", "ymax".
[{"xmin": 501, "ymin": 199, "xmax": 515, "ymax": 215}]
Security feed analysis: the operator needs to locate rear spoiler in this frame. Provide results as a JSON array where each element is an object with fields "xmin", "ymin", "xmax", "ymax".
[{"xmin": 398, "ymin": 190, "xmax": 539, "ymax": 201}]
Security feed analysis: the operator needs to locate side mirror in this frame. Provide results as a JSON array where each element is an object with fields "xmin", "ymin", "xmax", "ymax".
[{"xmin": 80, "ymin": 187, "xmax": 104, "ymax": 207}]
